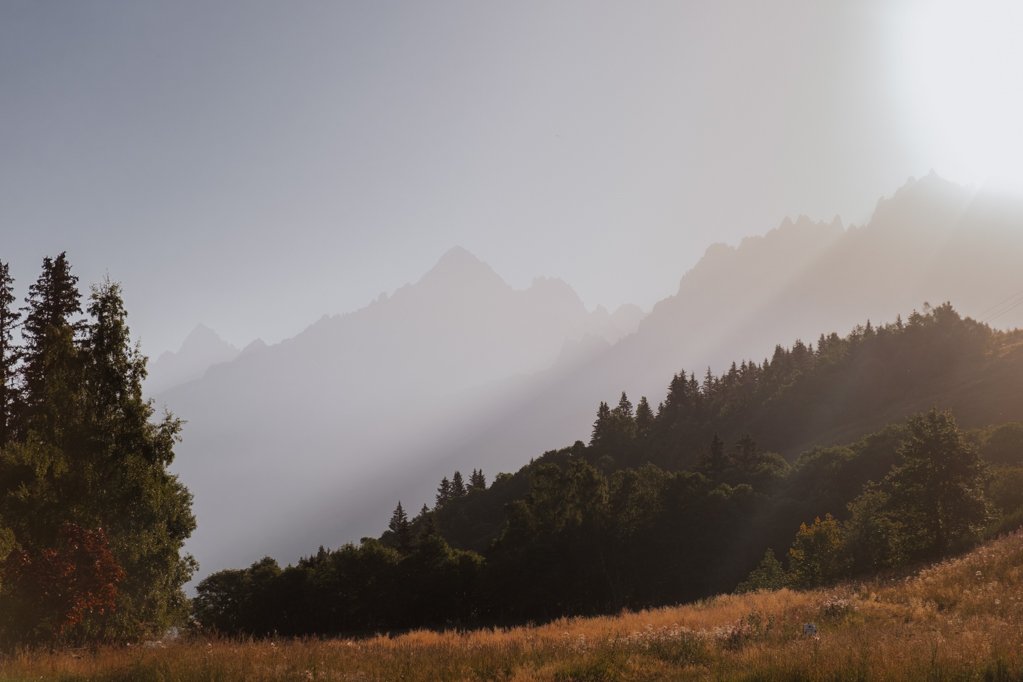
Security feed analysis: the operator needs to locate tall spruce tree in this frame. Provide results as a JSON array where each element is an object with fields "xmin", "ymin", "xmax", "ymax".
[
  {"xmin": 635, "ymin": 396, "xmax": 654, "ymax": 438},
  {"xmin": 436, "ymin": 476, "xmax": 452, "ymax": 507},
  {"xmin": 590, "ymin": 401, "xmax": 612, "ymax": 448},
  {"xmin": 79, "ymin": 279, "xmax": 196, "ymax": 638},
  {"xmin": 19, "ymin": 253, "xmax": 82, "ymax": 442},
  {"xmin": 0, "ymin": 262, "xmax": 19, "ymax": 448},
  {"xmin": 451, "ymin": 471, "xmax": 466, "ymax": 498},
  {"xmin": 388, "ymin": 501, "xmax": 411, "ymax": 552}
]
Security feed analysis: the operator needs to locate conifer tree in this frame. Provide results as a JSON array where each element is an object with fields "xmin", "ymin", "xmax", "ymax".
[
  {"xmin": 735, "ymin": 548, "xmax": 788, "ymax": 593},
  {"xmin": 451, "ymin": 471, "xmax": 466, "ymax": 497},
  {"xmin": 886, "ymin": 409, "xmax": 989, "ymax": 558},
  {"xmin": 612, "ymin": 392, "xmax": 636, "ymax": 441},
  {"xmin": 0, "ymin": 262, "xmax": 19, "ymax": 448},
  {"xmin": 635, "ymin": 396, "xmax": 654, "ymax": 438},
  {"xmin": 702, "ymin": 367, "xmax": 716, "ymax": 395},
  {"xmin": 700, "ymin": 433, "xmax": 727, "ymax": 476},
  {"xmin": 74, "ymin": 279, "xmax": 195, "ymax": 638},
  {"xmin": 388, "ymin": 501, "xmax": 411, "ymax": 551},
  {"xmin": 417, "ymin": 509, "xmax": 439, "ymax": 543},
  {"xmin": 613, "ymin": 392, "xmax": 634, "ymax": 421},
  {"xmin": 469, "ymin": 468, "xmax": 487, "ymax": 491},
  {"xmin": 19, "ymin": 253, "xmax": 82, "ymax": 440},
  {"xmin": 436, "ymin": 476, "xmax": 452, "ymax": 507},
  {"xmin": 589, "ymin": 401, "xmax": 612, "ymax": 448}
]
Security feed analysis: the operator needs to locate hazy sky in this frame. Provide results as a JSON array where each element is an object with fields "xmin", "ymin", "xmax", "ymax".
[{"xmin": 2, "ymin": 0, "xmax": 1017, "ymax": 355}]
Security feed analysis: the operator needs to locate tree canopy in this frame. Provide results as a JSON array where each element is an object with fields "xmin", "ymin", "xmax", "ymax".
[{"xmin": 0, "ymin": 256, "xmax": 195, "ymax": 646}]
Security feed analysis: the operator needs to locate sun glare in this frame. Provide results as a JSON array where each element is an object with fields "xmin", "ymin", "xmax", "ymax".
[{"xmin": 899, "ymin": 0, "xmax": 1023, "ymax": 192}]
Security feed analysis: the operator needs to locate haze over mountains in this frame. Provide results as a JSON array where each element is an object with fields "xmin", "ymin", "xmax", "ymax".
[
  {"xmin": 146, "ymin": 324, "xmax": 241, "ymax": 394},
  {"xmin": 418, "ymin": 174, "xmax": 1023, "ymax": 488},
  {"xmin": 162, "ymin": 174, "xmax": 1023, "ymax": 582},
  {"xmin": 160, "ymin": 248, "xmax": 644, "ymax": 582}
]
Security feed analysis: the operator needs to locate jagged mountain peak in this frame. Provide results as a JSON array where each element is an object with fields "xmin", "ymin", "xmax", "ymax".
[
  {"xmin": 418, "ymin": 246, "xmax": 507, "ymax": 289},
  {"xmin": 148, "ymin": 324, "xmax": 240, "ymax": 394},
  {"xmin": 869, "ymin": 171, "xmax": 974, "ymax": 229},
  {"xmin": 180, "ymin": 323, "xmax": 233, "ymax": 350}
]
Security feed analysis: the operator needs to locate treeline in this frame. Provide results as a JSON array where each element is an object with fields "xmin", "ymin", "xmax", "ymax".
[
  {"xmin": 597, "ymin": 302, "xmax": 1007, "ymax": 469},
  {"xmin": 194, "ymin": 305, "xmax": 1023, "ymax": 636},
  {"xmin": 0, "ymin": 255, "xmax": 195, "ymax": 646}
]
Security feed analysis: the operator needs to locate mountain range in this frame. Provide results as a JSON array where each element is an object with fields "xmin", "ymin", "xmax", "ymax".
[
  {"xmin": 159, "ymin": 248, "xmax": 643, "ymax": 582},
  {"xmin": 161, "ymin": 173, "xmax": 1023, "ymax": 583}
]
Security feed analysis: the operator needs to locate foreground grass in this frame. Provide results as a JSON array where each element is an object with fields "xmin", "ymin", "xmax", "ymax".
[{"xmin": 8, "ymin": 531, "xmax": 1023, "ymax": 681}]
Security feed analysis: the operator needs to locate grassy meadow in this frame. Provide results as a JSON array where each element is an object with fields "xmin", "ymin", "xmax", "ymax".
[{"xmin": 7, "ymin": 529, "xmax": 1023, "ymax": 681}]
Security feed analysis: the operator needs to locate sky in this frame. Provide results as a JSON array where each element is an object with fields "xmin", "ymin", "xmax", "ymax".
[{"xmin": 2, "ymin": 0, "xmax": 1019, "ymax": 355}]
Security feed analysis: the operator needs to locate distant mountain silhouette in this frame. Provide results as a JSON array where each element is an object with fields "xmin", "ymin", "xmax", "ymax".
[
  {"xmin": 146, "ymin": 324, "xmax": 239, "ymax": 394},
  {"xmin": 160, "ymin": 248, "xmax": 643, "ymax": 583},
  {"xmin": 384, "ymin": 174, "xmax": 1023, "ymax": 537}
]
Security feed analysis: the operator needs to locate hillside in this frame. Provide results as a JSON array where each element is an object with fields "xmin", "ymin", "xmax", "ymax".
[
  {"xmin": 406, "ymin": 175, "xmax": 1023, "ymax": 514},
  {"xmin": 188, "ymin": 304, "xmax": 1023, "ymax": 638},
  {"xmin": 14, "ymin": 529, "xmax": 1023, "ymax": 680},
  {"xmin": 425, "ymin": 304, "xmax": 1023, "ymax": 556}
]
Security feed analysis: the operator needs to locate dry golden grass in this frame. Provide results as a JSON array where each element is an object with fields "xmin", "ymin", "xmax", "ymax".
[{"xmin": 7, "ymin": 530, "xmax": 1023, "ymax": 680}]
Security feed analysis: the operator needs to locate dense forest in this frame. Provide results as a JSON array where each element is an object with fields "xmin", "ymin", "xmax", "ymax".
[
  {"xmin": 194, "ymin": 303, "xmax": 1023, "ymax": 636},
  {"xmin": 0, "ymin": 256, "xmax": 195, "ymax": 646}
]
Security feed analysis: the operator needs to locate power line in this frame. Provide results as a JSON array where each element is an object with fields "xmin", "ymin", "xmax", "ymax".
[{"xmin": 977, "ymin": 286, "xmax": 1023, "ymax": 319}]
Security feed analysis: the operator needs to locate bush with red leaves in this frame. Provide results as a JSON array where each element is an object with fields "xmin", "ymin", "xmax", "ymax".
[{"xmin": 3, "ymin": 523, "xmax": 125, "ymax": 641}]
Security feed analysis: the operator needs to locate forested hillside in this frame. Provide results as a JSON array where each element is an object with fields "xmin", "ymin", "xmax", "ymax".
[
  {"xmin": 0, "ymin": 256, "xmax": 194, "ymax": 647},
  {"xmin": 194, "ymin": 304, "xmax": 1023, "ymax": 636},
  {"xmin": 385, "ymin": 177, "xmax": 1023, "ymax": 560}
]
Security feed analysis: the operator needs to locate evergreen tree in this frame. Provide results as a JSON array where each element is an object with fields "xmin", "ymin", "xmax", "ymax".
[
  {"xmin": 702, "ymin": 367, "xmax": 716, "ymax": 395},
  {"xmin": 388, "ymin": 501, "xmax": 411, "ymax": 552},
  {"xmin": 635, "ymin": 396, "xmax": 654, "ymax": 438},
  {"xmin": 469, "ymin": 469, "xmax": 486, "ymax": 491},
  {"xmin": 451, "ymin": 471, "xmax": 467, "ymax": 498},
  {"xmin": 417, "ymin": 509, "xmax": 440, "ymax": 543},
  {"xmin": 612, "ymin": 392, "xmax": 636, "ymax": 440},
  {"xmin": 613, "ymin": 392, "xmax": 634, "ymax": 421},
  {"xmin": 19, "ymin": 253, "xmax": 83, "ymax": 441},
  {"xmin": 735, "ymin": 549, "xmax": 788, "ymax": 593},
  {"xmin": 77, "ymin": 279, "xmax": 196, "ymax": 638},
  {"xmin": 0, "ymin": 262, "xmax": 19, "ymax": 448},
  {"xmin": 589, "ymin": 401, "xmax": 612, "ymax": 448},
  {"xmin": 436, "ymin": 476, "xmax": 452, "ymax": 507},
  {"xmin": 886, "ymin": 409, "xmax": 989, "ymax": 558},
  {"xmin": 700, "ymin": 433, "xmax": 727, "ymax": 476}
]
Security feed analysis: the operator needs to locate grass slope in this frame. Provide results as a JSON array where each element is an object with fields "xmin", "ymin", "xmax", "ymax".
[{"xmin": 8, "ymin": 529, "xmax": 1023, "ymax": 681}]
